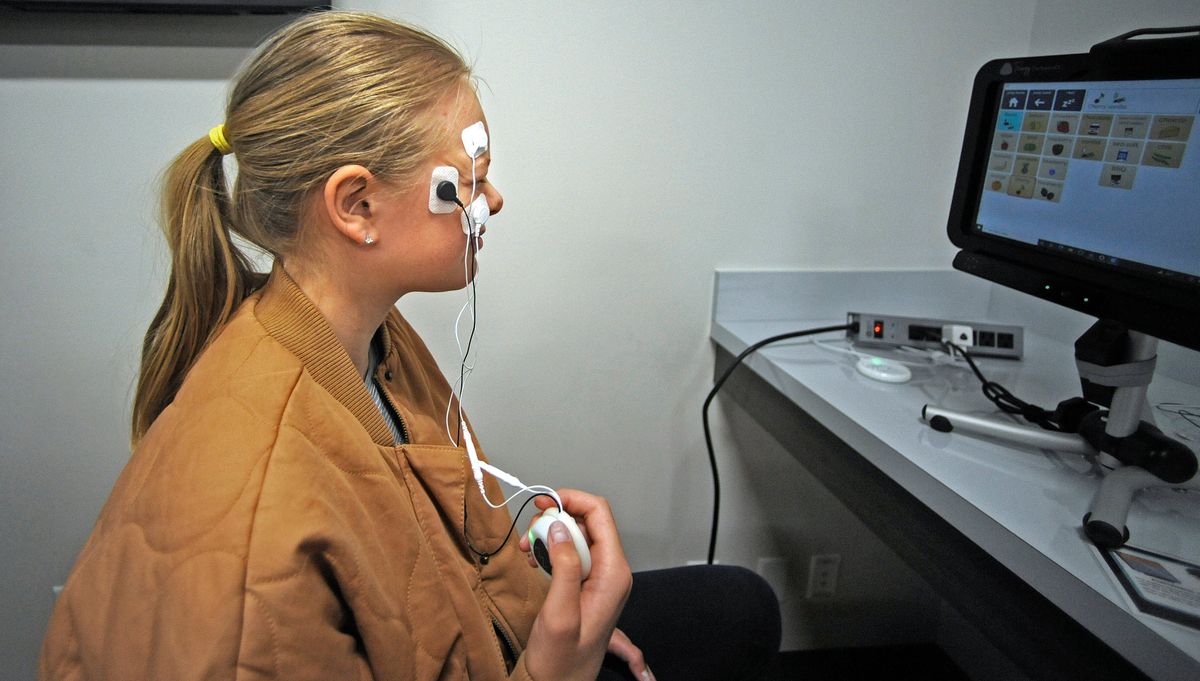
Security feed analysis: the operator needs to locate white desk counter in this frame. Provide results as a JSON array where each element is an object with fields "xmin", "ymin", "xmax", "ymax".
[{"xmin": 711, "ymin": 269, "xmax": 1200, "ymax": 681}]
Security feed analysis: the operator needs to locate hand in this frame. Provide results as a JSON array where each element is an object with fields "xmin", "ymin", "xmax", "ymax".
[
  {"xmin": 523, "ymin": 489, "xmax": 632, "ymax": 681},
  {"xmin": 607, "ymin": 627, "xmax": 655, "ymax": 681},
  {"xmin": 519, "ymin": 501, "xmax": 592, "ymax": 570}
]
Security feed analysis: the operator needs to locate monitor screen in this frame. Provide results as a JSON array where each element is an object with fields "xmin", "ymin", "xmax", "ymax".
[
  {"xmin": 976, "ymin": 78, "xmax": 1200, "ymax": 288},
  {"xmin": 947, "ymin": 33, "xmax": 1200, "ymax": 351}
]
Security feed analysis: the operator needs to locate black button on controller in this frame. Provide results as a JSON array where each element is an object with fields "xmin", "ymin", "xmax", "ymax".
[{"xmin": 532, "ymin": 538, "xmax": 552, "ymax": 575}]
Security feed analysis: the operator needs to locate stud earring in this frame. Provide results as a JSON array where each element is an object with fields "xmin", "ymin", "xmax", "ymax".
[{"xmin": 364, "ymin": 234, "xmax": 375, "ymax": 245}]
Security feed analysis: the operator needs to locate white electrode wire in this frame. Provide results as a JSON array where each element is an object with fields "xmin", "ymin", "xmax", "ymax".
[
  {"xmin": 445, "ymin": 300, "xmax": 473, "ymax": 445},
  {"xmin": 479, "ymin": 481, "xmax": 562, "ymax": 511},
  {"xmin": 445, "ymin": 159, "xmax": 482, "ymax": 446},
  {"xmin": 454, "ymin": 297, "xmax": 479, "ymax": 375},
  {"xmin": 444, "ymin": 297, "xmax": 478, "ymax": 446},
  {"xmin": 463, "ymin": 428, "xmax": 563, "ymax": 510}
]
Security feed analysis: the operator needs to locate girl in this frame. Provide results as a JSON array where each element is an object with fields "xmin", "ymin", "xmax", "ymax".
[{"xmin": 39, "ymin": 11, "xmax": 777, "ymax": 681}]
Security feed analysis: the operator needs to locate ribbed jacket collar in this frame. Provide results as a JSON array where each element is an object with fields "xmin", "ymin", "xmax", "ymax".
[{"xmin": 253, "ymin": 262, "xmax": 396, "ymax": 448}]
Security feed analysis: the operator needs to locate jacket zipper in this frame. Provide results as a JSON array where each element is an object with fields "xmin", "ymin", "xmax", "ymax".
[
  {"xmin": 492, "ymin": 616, "xmax": 519, "ymax": 672},
  {"xmin": 376, "ymin": 374, "xmax": 411, "ymax": 445}
]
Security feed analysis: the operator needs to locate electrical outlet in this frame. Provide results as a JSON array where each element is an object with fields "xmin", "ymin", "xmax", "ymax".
[
  {"xmin": 805, "ymin": 554, "xmax": 840, "ymax": 599},
  {"xmin": 846, "ymin": 311, "xmax": 1023, "ymax": 359},
  {"xmin": 756, "ymin": 556, "xmax": 789, "ymax": 603}
]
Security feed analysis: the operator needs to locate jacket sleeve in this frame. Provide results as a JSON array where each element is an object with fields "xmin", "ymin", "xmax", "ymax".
[
  {"xmin": 236, "ymin": 553, "xmax": 377, "ymax": 681},
  {"xmin": 236, "ymin": 417, "xmax": 463, "ymax": 680},
  {"xmin": 234, "ymin": 430, "xmax": 388, "ymax": 681}
]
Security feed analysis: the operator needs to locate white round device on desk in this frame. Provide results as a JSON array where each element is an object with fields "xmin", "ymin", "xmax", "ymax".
[{"xmin": 855, "ymin": 356, "xmax": 912, "ymax": 383}]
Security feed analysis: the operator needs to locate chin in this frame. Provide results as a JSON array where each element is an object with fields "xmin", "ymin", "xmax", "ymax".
[{"xmin": 424, "ymin": 270, "xmax": 479, "ymax": 293}]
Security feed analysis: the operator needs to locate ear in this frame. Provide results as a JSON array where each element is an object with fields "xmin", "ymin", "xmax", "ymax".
[{"xmin": 321, "ymin": 165, "xmax": 376, "ymax": 245}]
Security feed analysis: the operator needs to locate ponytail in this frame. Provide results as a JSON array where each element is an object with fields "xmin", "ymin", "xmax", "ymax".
[{"xmin": 131, "ymin": 137, "xmax": 257, "ymax": 445}]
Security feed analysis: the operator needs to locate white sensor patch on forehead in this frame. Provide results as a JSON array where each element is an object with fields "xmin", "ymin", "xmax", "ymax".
[{"xmin": 462, "ymin": 121, "xmax": 488, "ymax": 159}]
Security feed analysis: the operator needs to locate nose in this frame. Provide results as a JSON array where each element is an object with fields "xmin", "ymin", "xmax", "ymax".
[{"xmin": 486, "ymin": 182, "xmax": 503, "ymax": 217}]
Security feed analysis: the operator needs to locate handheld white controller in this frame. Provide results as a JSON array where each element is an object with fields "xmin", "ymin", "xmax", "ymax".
[{"xmin": 527, "ymin": 507, "xmax": 592, "ymax": 580}]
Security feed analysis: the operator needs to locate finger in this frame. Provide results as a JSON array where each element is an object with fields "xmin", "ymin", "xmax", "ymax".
[
  {"xmin": 553, "ymin": 491, "xmax": 631, "ymax": 607},
  {"xmin": 607, "ymin": 628, "xmax": 652, "ymax": 681},
  {"xmin": 520, "ymin": 503, "xmax": 553, "ymax": 548},
  {"xmin": 539, "ymin": 520, "xmax": 583, "ymax": 635},
  {"xmin": 627, "ymin": 657, "xmax": 653, "ymax": 681},
  {"xmin": 527, "ymin": 493, "xmax": 587, "ymax": 546},
  {"xmin": 519, "ymin": 532, "xmax": 538, "ymax": 568},
  {"xmin": 554, "ymin": 489, "xmax": 624, "ymax": 564}
]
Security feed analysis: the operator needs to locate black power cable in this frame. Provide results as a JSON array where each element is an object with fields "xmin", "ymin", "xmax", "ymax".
[
  {"xmin": 943, "ymin": 341, "xmax": 1059, "ymax": 431},
  {"xmin": 702, "ymin": 323, "xmax": 854, "ymax": 564}
]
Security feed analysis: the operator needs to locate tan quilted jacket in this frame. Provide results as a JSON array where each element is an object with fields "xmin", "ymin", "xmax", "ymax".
[{"xmin": 39, "ymin": 264, "xmax": 549, "ymax": 680}]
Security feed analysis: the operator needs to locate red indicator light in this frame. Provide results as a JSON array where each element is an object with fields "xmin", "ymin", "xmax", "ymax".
[{"xmin": 873, "ymin": 321, "xmax": 884, "ymax": 338}]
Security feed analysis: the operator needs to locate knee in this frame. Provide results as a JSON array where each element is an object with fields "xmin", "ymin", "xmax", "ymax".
[
  {"xmin": 722, "ymin": 565, "xmax": 782, "ymax": 653},
  {"xmin": 677, "ymin": 565, "xmax": 781, "ymax": 656}
]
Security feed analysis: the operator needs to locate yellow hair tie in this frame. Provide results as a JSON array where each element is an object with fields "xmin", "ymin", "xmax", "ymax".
[{"xmin": 208, "ymin": 124, "xmax": 232, "ymax": 155}]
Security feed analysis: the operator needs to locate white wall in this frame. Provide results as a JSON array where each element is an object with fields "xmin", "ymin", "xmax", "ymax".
[
  {"xmin": 382, "ymin": 0, "xmax": 1038, "ymax": 657},
  {"xmin": 383, "ymin": 0, "xmax": 1038, "ymax": 564},
  {"xmin": 1029, "ymin": 0, "xmax": 1199, "ymax": 53},
  {"xmin": 3, "ymin": 1, "xmax": 1197, "ymax": 678}
]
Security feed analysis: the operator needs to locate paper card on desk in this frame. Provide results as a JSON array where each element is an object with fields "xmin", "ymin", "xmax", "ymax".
[{"xmin": 1097, "ymin": 544, "xmax": 1200, "ymax": 631}]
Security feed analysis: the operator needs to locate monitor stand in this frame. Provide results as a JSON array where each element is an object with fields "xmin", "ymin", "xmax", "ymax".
[{"xmin": 923, "ymin": 321, "xmax": 1198, "ymax": 548}]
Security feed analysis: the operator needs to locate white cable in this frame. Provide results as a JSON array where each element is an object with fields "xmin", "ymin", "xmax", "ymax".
[
  {"xmin": 463, "ymin": 427, "xmax": 562, "ymax": 511},
  {"xmin": 813, "ymin": 338, "xmax": 867, "ymax": 358},
  {"xmin": 441, "ymin": 129, "xmax": 564, "ymax": 524},
  {"xmin": 813, "ymin": 338, "xmax": 958, "ymax": 367},
  {"xmin": 445, "ymin": 296, "xmax": 479, "ymax": 446},
  {"xmin": 445, "ymin": 154, "xmax": 482, "ymax": 446}
]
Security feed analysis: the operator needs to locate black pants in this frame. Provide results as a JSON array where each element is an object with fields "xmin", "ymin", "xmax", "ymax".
[{"xmin": 596, "ymin": 565, "xmax": 781, "ymax": 681}]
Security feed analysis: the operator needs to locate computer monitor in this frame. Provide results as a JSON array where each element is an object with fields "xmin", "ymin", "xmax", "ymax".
[{"xmin": 946, "ymin": 28, "xmax": 1200, "ymax": 352}]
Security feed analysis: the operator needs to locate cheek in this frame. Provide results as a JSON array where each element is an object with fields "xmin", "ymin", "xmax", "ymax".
[
  {"xmin": 421, "ymin": 217, "xmax": 470, "ymax": 264},
  {"xmin": 388, "ymin": 215, "xmax": 462, "ymax": 264}
]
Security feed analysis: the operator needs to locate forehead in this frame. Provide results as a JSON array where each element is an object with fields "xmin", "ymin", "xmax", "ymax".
[{"xmin": 432, "ymin": 84, "xmax": 490, "ymax": 160}]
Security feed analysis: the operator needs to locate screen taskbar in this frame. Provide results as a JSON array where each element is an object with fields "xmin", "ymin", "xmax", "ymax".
[{"xmin": 1035, "ymin": 238, "xmax": 1200, "ymax": 287}]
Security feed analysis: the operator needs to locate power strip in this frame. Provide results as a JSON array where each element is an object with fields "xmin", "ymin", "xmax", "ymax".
[{"xmin": 846, "ymin": 312, "xmax": 1024, "ymax": 359}]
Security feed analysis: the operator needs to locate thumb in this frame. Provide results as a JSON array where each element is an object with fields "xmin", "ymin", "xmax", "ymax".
[
  {"xmin": 542, "ymin": 521, "xmax": 583, "ymax": 616},
  {"xmin": 547, "ymin": 520, "xmax": 583, "ymax": 581}
]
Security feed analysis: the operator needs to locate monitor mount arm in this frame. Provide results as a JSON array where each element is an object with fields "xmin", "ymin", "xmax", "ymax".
[
  {"xmin": 1074, "ymin": 322, "xmax": 1197, "ymax": 546},
  {"xmin": 923, "ymin": 320, "xmax": 1198, "ymax": 549}
]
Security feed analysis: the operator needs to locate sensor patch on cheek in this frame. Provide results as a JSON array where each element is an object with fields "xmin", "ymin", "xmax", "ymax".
[{"xmin": 429, "ymin": 166, "xmax": 459, "ymax": 214}]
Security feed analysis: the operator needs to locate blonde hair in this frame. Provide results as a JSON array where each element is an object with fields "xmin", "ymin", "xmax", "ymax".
[{"xmin": 133, "ymin": 11, "xmax": 471, "ymax": 444}]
